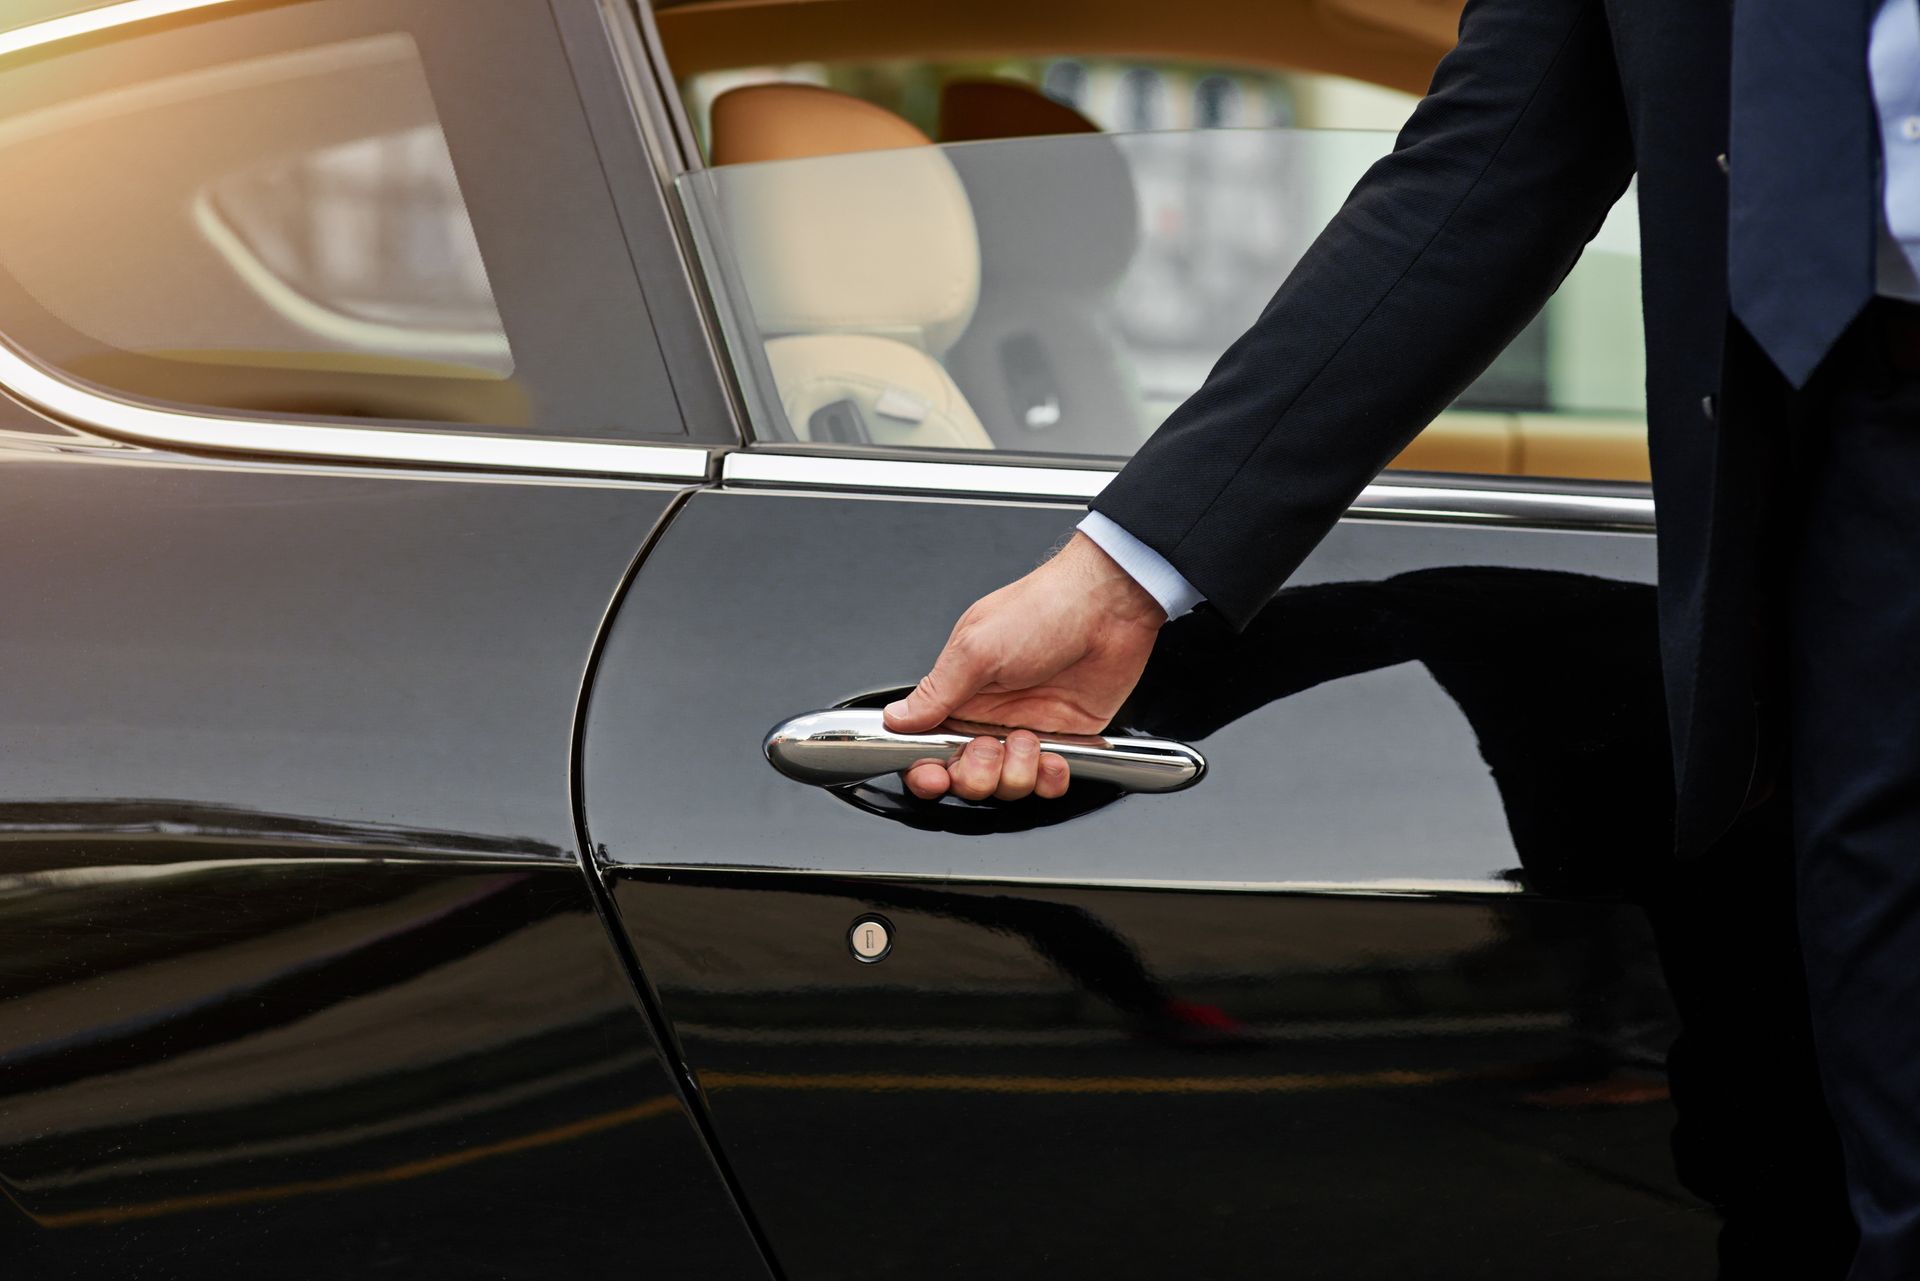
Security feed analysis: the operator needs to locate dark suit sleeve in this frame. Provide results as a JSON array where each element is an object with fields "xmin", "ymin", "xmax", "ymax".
[{"xmin": 1090, "ymin": 0, "xmax": 1635, "ymax": 628}]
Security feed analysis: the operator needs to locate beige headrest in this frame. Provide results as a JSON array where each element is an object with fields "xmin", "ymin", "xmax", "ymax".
[
  {"xmin": 707, "ymin": 85, "xmax": 980, "ymax": 354},
  {"xmin": 712, "ymin": 83, "xmax": 934, "ymax": 163},
  {"xmin": 939, "ymin": 79, "xmax": 1101, "ymax": 143}
]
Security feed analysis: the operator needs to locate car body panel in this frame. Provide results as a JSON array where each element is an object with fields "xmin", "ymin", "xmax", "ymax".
[
  {"xmin": 4, "ymin": 857, "xmax": 765, "ymax": 1280},
  {"xmin": 580, "ymin": 485, "xmax": 1711, "ymax": 1278},
  {"xmin": 610, "ymin": 871, "xmax": 1703, "ymax": 1280},
  {"xmin": 0, "ymin": 430, "xmax": 769, "ymax": 1278}
]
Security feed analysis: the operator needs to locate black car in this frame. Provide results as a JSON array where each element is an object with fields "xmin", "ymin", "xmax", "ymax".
[{"xmin": 1, "ymin": 2, "xmax": 1732, "ymax": 1278}]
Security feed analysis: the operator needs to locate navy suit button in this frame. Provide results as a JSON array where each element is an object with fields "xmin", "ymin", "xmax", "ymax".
[
  {"xmin": 1716, "ymin": 152, "xmax": 1729, "ymax": 175},
  {"xmin": 1701, "ymin": 393, "xmax": 1718, "ymax": 422}
]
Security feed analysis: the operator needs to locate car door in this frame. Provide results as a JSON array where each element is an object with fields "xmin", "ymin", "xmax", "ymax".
[
  {"xmin": 583, "ymin": 478, "xmax": 1704, "ymax": 1281},
  {"xmin": 577, "ymin": 91, "xmax": 1721, "ymax": 1279}
]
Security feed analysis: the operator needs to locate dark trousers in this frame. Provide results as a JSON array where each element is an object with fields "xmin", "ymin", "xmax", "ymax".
[
  {"xmin": 1646, "ymin": 799, "xmax": 1855, "ymax": 1279},
  {"xmin": 1791, "ymin": 302, "xmax": 1920, "ymax": 1279}
]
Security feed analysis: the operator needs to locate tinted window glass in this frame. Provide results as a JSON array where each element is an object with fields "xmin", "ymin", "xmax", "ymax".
[
  {"xmin": 200, "ymin": 94, "xmax": 513, "ymax": 380},
  {"xmin": 0, "ymin": 0, "xmax": 688, "ymax": 439},
  {"xmin": 682, "ymin": 127, "xmax": 1647, "ymax": 482}
]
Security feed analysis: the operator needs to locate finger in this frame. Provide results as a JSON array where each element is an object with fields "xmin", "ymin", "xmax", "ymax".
[
  {"xmin": 1034, "ymin": 752, "xmax": 1070, "ymax": 799},
  {"xmin": 886, "ymin": 628, "xmax": 992, "ymax": 733},
  {"xmin": 994, "ymin": 730, "xmax": 1041, "ymax": 800},
  {"xmin": 904, "ymin": 759, "xmax": 951, "ymax": 800},
  {"xmin": 947, "ymin": 736, "xmax": 1004, "ymax": 802}
]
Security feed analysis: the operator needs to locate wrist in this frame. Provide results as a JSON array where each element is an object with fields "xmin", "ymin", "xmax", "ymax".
[{"xmin": 1062, "ymin": 532, "xmax": 1167, "ymax": 628}]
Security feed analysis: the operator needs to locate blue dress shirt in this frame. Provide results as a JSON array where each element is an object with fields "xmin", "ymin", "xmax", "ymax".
[
  {"xmin": 1087, "ymin": 2, "xmax": 1920, "ymax": 612},
  {"xmin": 1874, "ymin": 0, "xmax": 1920, "ymax": 300},
  {"xmin": 1077, "ymin": 510, "xmax": 1203, "ymax": 619}
]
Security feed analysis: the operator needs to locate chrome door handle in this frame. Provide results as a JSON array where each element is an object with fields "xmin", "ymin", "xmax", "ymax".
[{"xmin": 763, "ymin": 709, "xmax": 1206, "ymax": 794}]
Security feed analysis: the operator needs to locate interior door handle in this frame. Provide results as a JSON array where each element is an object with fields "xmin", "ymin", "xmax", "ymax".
[{"xmin": 763, "ymin": 709, "xmax": 1206, "ymax": 794}]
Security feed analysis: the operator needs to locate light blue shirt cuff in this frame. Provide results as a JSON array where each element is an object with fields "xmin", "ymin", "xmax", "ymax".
[{"xmin": 1077, "ymin": 512, "xmax": 1205, "ymax": 621}]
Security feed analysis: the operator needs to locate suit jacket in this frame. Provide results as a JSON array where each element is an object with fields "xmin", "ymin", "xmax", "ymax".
[{"xmin": 1092, "ymin": 0, "xmax": 1780, "ymax": 855}]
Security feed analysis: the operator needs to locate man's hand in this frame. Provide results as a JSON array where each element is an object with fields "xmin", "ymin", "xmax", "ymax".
[{"xmin": 884, "ymin": 532, "xmax": 1166, "ymax": 801}]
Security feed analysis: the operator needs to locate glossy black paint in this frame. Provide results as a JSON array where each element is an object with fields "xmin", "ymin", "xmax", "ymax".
[
  {"xmin": 610, "ymin": 872, "xmax": 1705, "ymax": 1280},
  {"xmin": 2, "ymin": 850, "xmax": 763, "ymax": 1280},
  {"xmin": 583, "ymin": 488, "xmax": 1661, "ymax": 885},
  {"xmin": 580, "ymin": 487, "xmax": 1732, "ymax": 1276},
  {"xmin": 0, "ymin": 441, "xmax": 672, "ymax": 851},
  {"xmin": 0, "ymin": 433, "xmax": 769, "ymax": 1278}
]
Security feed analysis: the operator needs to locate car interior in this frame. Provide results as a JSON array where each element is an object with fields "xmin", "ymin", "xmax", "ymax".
[
  {"xmin": 705, "ymin": 83, "xmax": 1000, "ymax": 451},
  {"xmin": 0, "ymin": 0, "xmax": 1650, "ymax": 482},
  {"xmin": 655, "ymin": 0, "xmax": 1654, "ymax": 482},
  {"xmin": 0, "ymin": 29, "xmax": 539, "ymax": 427}
]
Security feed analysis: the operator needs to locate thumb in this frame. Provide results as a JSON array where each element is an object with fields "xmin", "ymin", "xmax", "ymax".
[{"xmin": 885, "ymin": 637, "xmax": 990, "ymax": 733}]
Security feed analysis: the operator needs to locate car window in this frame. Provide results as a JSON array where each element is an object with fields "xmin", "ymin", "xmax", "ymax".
[
  {"xmin": 681, "ymin": 125, "xmax": 1647, "ymax": 483},
  {"xmin": 0, "ymin": 0, "xmax": 688, "ymax": 440}
]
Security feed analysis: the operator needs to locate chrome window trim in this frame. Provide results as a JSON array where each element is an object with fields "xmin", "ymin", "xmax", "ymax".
[
  {"xmin": 0, "ymin": 339, "xmax": 713, "ymax": 480},
  {"xmin": 0, "ymin": 0, "xmax": 714, "ymax": 484},
  {"xmin": 721, "ymin": 450, "xmax": 1656, "ymax": 529},
  {"xmin": 724, "ymin": 450, "xmax": 1120, "ymax": 501}
]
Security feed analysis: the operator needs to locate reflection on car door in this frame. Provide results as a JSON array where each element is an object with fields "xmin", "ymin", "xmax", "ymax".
[{"xmin": 579, "ymin": 478, "xmax": 1717, "ymax": 1280}]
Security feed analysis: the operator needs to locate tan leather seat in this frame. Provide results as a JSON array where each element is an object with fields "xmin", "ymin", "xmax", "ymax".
[
  {"xmin": 1391, "ymin": 411, "xmax": 1520, "ymax": 474},
  {"xmin": 1515, "ymin": 414, "xmax": 1651, "ymax": 481},
  {"xmin": 934, "ymin": 79, "xmax": 1154, "ymax": 452},
  {"xmin": 708, "ymin": 84, "xmax": 994, "ymax": 449},
  {"xmin": 1389, "ymin": 410, "xmax": 1651, "ymax": 480}
]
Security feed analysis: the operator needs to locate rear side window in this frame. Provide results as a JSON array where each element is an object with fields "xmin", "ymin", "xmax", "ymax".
[{"xmin": 0, "ymin": 0, "xmax": 686, "ymax": 440}]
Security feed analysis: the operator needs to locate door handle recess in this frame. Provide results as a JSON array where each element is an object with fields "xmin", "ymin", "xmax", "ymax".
[{"xmin": 763, "ymin": 709, "xmax": 1206, "ymax": 794}]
